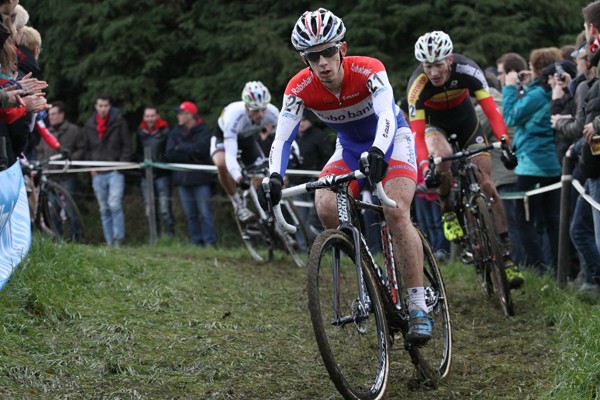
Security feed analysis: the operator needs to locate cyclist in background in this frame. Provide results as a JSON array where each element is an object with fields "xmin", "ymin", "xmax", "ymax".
[
  {"xmin": 211, "ymin": 81, "xmax": 279, "ymax": 222},
  {"xmin": 406, "ymin": 31, "xmax": 524, "ymax": 289},
  {"xmin": 262, "ymin": 8, "xmax": 433, "ymax": 345}
]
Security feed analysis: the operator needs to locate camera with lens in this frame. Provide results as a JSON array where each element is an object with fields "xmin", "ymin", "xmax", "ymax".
[{"xmin": 555, "ymin": 62, "xmax": 566, "ymax": 82}]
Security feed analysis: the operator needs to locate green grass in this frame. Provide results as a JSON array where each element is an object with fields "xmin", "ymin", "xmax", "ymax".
[{"xmin": 0, "ymin": 235, "xmax": 599, "ymax": 399}]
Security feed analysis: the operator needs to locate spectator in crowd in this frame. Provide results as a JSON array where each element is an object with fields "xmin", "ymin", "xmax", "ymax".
[
  {"xmin": 164, "ymin": 101, "xmax": 216, "ymax": 247},
  {"xmin": 135, "ymin": 106, "xmax": 174, "ymax": 237},
  {"xmin": 10, "ymin": 4, "xmax": 27, "ymax": 46},
  {"xmin": 503, "ymin": 47, "xmax": 563, "ymax": 273},
  {"xmin": 572, "ymin": 0, "xmax": 600, "ymax": 288},
  {"xmin": 490, "ymin": 54, "xmax": 530, "ymax": 265},
  {"xmin": 83, "ymin": 94, "xmax": 131, "ymax": 247},
  {"xmin": 550, "ymin": 35, "xmax": 594, "ymax": 283},
  {"xmin": 35, "ymin": 101, "xmax": 85, "ymax": 197},
  {"xmin": 0, "ymin": 1, "xmax": 49, "ymax": 166},
  {"xmin": 212, "ymin": 81, "xmax": 278, "ymax": 222},
  {"xmin": 17, "ymin": 26, "xmax": 42, "ymax": 79}
]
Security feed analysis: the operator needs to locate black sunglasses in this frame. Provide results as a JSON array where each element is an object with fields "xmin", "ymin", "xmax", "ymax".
[{"xmin": 302, "ymin": 43, "xmax": 341, "ymax": 62}]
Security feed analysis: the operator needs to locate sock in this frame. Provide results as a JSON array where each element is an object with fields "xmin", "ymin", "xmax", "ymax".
[
  {"xmin": 229, "ymin": 193, "xmax": 241, "ymax": 208},
  {"xmin": 407, "ymin": 287, "xmax": 428, "ymax": 313}
]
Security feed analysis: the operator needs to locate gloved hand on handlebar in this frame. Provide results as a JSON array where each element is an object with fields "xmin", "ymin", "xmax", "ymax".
[
  {"xmin": 237, "ymin": 174, "xmax": 252, "ymax": 190},
  {"xmin": 360, "ymin": 147, "xmax": 388, "ymax": 184},
  {"xmin": 424, "ymin": 169, "xmax": 441, "ymax": 189},
  {"xmin": 58, "ymin": 146, "xmax": 71, "ymax": 160},
  {"xmin": 499, "ymin": 137, "xmax": 518, "ymax": 170},
  {"xmin": 258, "ymin": 172, "xmax": 284, "ymax": 211}
]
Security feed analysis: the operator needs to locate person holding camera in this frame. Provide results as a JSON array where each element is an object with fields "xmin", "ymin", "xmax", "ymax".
[{"xmin": 503, "ymin": 47, "xmax": 563, "ymax": 273}]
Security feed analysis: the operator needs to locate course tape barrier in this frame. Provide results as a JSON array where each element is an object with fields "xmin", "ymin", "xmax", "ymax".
[
  {"xmin": 43, "ymin": 160, "xmax": 600, "ymax": 213},
  {"xmin": 0, "ymin": 161, "xmax": 32, "ymax": 290}
]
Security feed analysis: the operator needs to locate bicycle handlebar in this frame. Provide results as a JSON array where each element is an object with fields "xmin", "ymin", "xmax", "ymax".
[
  {"xmin": 269, "ymin": 170, "xmax": 397, "ymax": 234},
  {"xmin": 430, "ymin": 141, "xmax": 503, "ymax": 166}
]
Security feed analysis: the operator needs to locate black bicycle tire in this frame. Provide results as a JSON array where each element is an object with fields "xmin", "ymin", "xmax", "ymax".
[
  {"xmin": 408, "ymin": 228, "xmax": 452, "ymax": 382},
  {"xmin": 42, "ymin": 181, "xmax": 85, "ymax": 242},
  {"xmin": 276, "ymin": 199, "xmax": 310, "ymax": 268},
  {"xmin": 307, "ymin": 229, "xmax": 390, "ymax": 400},
  {"xmin": 475, "ymin": 197, "xmax": 514, "ymax": 316},
  {"xmin": 234, "ymin": 189, "xmax": 273, "ymax": 264},
  {"xmin": 462, "ymin": 198, "xmax": 494, "ymax": 297}
]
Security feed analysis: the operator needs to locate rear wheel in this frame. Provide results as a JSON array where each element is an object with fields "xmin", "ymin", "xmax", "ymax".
[
  {"xmin": 307, "ymin": 230, "xmax": 390, "ymax": 400},
  {"xmin": 41, "ymin": 181, "xmax": 85, "ymax": 242},
  {"xmin": 235, "ymin": 189, "xmax": 273, "ymax": 263},
  {"xmin": 474, "ymin": 197, "xmax": 514, "ymax": 316},
  {"xmin": 408, "ymin": 228, "xmax": 452, "ymax": 385}
]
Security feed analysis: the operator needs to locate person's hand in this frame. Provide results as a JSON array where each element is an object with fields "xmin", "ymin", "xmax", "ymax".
[
  {"xmin": 505, "ymin": 71, "xmax": 520, "ymax": 86},
  {"xmin": 583, "ymin": 122, "xmax": 596, "ymax": 143},
  {"xmin": 16, "ymin": 72, "xmax": 48, "ymax": 95},
  {"xmin": 424, "ymin": 169, "xmax": 441, "ymax": 189},
  {"xmin": 22, "ymin": 93, "xmax": 50, "ymax": 113},
  {"xmin": 258, "ymin": 172, "xmax": 284, "ymax": 211},
  {"xmin": 58, "ymin": 146, "xmax": 71, "ymax": 160},
  {"xmin": 237, "ymin": 175, "xmax": 252, "ymax": 190},
  {"xmin": 500, "ymin": 141, "xmax": 518, "ymax": 170},
  {"xmin": 550, "ymin": 114, "xmax": 572, "ymax": 129},
  {"xmin": 359, "ymin": 147, "xmax": 388, "ymax": 184},
  {"xmin": 3, "ymin": 84, "xmax": 24, "ymax": 107}
]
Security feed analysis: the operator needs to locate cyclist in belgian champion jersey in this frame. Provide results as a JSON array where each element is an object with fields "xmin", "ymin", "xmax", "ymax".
[
  {"xmin": 407, "ymin": 31, "xmax": 524, "ymax": 289},
  {"xmin": 262, "ymin": 8, "xmax": 433, "ymax": 344},
  {"xmin": 211, "ymin": 81, "xmax": 279, "ymax": 222}
]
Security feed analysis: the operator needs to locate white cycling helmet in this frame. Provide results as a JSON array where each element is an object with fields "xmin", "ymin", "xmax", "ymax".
[
  {"xmin": 291, "ymin": 8, "xmax": 346, "ymax": 51},
  {"xmin": 414, "ymin": 31, "xmax": 453, "ymax": 63},
  {"xmin": 241, "ymin": 81, "xmax": 271, "ymax": 110}
]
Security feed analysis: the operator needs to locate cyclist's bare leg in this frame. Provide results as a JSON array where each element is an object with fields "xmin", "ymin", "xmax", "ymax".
[
  {"xmin": 315, "ymin": 188, "xmax": 340, "ymax": 229},
  {"xmin": 383, "ymin": 177, "xmax": 424, "ymax": 289},
  {"xmin": 471, "ymin": 154, "xmax": 508, "ymax": 234},
  {"xmin": 425, "ymin": 131, "xmax": 453, "ymax": 211},
  {"xmin": 212, "ymin": 150, "xmax": 237, "ymax": 197}
]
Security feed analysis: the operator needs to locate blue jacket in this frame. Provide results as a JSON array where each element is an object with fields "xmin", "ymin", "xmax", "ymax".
[{"xmin": 502, "ymin": 79, "xmax": 560, "ymax": 177}]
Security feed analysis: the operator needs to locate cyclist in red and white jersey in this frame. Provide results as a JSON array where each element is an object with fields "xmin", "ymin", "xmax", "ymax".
[
  {"xmin": 264, "ymin": 8, "xmax": 432, "ymax": 344},
  {"xmin": 407, "ymin": 31, "xmax": 523, "ymax": 288}
]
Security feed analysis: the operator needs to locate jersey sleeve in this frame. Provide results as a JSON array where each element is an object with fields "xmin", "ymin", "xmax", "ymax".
[
  {"xmin": 406, "ymin": 70, "xmax": 429, "ymax": 171},
  {"xmin": 476, "ymin": 89, "xmax": 508, "ymax": 143},
  {"xmin": 270, "ymin": 79, "xmax": 304, "ymax": 177},
  {"xmin": 368, "ymin": 69, "xmax": 401, "ymax": 154}
]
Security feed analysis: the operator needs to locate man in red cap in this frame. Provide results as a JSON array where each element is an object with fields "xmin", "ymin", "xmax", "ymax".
[{"xmin": 164, "ymin": 101, "xmax": 216, "ymax": 247}]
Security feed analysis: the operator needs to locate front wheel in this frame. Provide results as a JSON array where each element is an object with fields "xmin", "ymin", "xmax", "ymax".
[
  {"xmin": 234, "ymin": 188, "xmax": 273, "ymax": 263},
  {"xmin": 41, "ymin": 181, "xmax": 85, "ymax": 242},
  {"xmin": 307, "ymin": 230, "xmax": 390, "ymax": 400},
  {"xmin": 475, "ymin": 197, "xmax": 514, "ymax": 316}
]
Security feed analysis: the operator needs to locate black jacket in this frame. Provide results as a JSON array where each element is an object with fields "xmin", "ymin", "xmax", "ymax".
[
  {"xmin": 164, "ymin": 122, "xmax": 213, "ymax": 186},
  {"xmin": 83, "ymin": 108, "xmax": 131, "ymax": 162}
]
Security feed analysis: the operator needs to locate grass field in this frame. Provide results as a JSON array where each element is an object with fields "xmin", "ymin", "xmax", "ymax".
[{"xmin": 0, "ymin": 235, "xmax": 599, "ymax": 399}]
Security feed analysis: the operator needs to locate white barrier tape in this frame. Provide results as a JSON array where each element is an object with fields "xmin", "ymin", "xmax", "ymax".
[
  {"xmin": 43, "ymin": 160, "xmax": 323, "ymax": 177},
  {"xmin": 572, "ymin": 179, "xmax": 600, "ymax": 213}
]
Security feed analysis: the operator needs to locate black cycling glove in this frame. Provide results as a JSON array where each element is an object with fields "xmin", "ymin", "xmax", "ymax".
[
  {"xmin": 424, "ymin": 169, "xmax": 441, "ymax": 189},
  {"xmin": 258, "ymin": 172, "xmax": 284, "ymax": 211},
  {"xmin": 58, "ymin": 146, "xmax": 71, "ymax": 160},
  {"xmin": 360, "ymin": 147, "xmax": 388, "ymax": 183},
  {"xmin": 238, "ymin": 175, "xmax": 252, "ymax": 190}
]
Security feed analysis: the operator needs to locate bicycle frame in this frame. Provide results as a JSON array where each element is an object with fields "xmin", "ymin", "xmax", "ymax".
[{"xmin": 273, "ymin": 171, "xmax": 406, "ymax": 323}]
